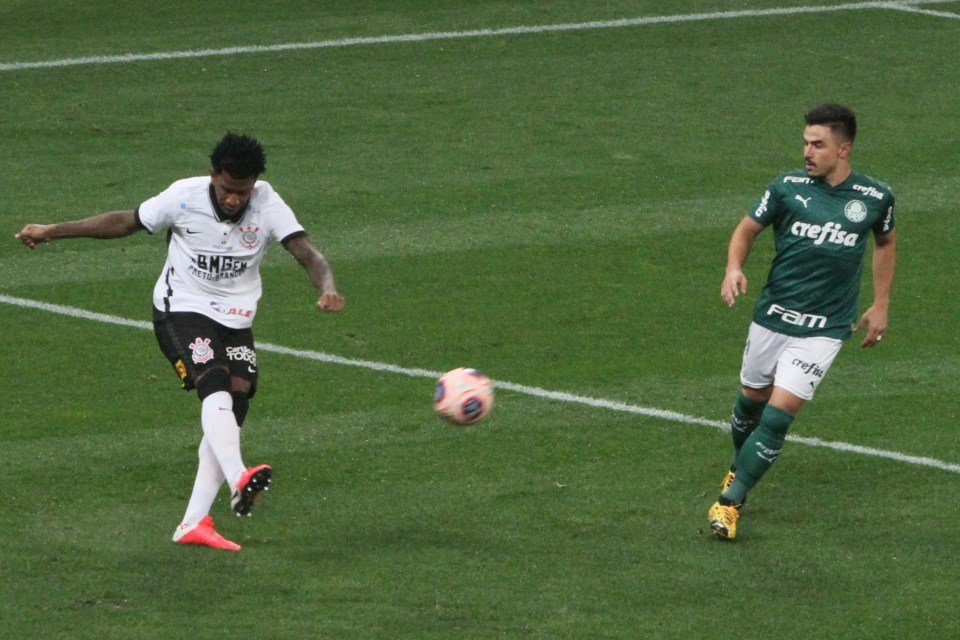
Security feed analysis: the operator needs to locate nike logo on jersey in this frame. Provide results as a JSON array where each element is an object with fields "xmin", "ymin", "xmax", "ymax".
[
  {"xmin": 184, "ymin": 229, "xmax": 200, "ymax": 234},
  {"xmin": 794, "ymin": 195, "xmax": 811, "ymax": 208}
]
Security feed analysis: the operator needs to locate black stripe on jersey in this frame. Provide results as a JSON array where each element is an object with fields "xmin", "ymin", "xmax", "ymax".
[
  {"xmin": 133, "ymin": 208, "xmax": 150, "ymax": 234},
  {"xmin": 162, "ymin": 266, "xmax": 174, "ymax": 313},
  {"xmin": 281, "ymin": 230, "xmax": 308, "ymax": 248}
]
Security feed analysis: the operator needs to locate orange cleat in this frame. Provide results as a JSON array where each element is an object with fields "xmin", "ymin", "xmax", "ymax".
[{"xmin": 173, "ymin": 515, "xmax": 241, "ymax": 551}]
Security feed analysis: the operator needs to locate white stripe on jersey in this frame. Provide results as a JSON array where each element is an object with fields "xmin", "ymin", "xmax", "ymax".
[{"xmin": 138, "ymin": 176, "xmax": 305, "ymax": 328}]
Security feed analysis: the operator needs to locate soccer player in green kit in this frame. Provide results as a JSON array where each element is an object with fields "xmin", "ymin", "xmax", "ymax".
[{"xmin": 709, "ymin": 103, "xmax": 897, "ymax": 540}]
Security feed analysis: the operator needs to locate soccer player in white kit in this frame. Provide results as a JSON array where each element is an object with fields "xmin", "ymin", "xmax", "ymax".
[{"xmin": 16, "ymin": 133, "xmax": 345, "ymax": 551}]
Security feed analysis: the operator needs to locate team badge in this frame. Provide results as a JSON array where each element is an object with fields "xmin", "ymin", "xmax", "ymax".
[
  {"xmin": 238, "ymin": 223, "xmax": 262, "ymax": 250},
  {"xmin": 844, "ymin": 200, "xmax": 868, "ymax": 223},
  {"xmin": 189, "ymin": 337, "xmax": 215, "ymax": 364}
]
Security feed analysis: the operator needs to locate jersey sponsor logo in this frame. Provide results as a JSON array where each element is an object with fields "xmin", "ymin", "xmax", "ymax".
[
  {"xmin": 783, "ymin": 176, "xmax": 812, "ymax": 184},
  {"xmin": 852, "ymin": 184, "xmax": 884, "ymax": 200},
  {"xmin": 238, "ymin": 223, "xmax": 262, "ymax": 250},
  {"xmin": 881, "ymin": 206, "xmax": 893, "ymax": 233},
  {"xmin": 189, "ymin": 337, "xmax": 215, "ymax": 364},
  {"xmin": 790, "ymin": 221, "xmax": 859, "ymax": 246},
  {"xmin": 843, "ymin": 200, "xmax": 868, "ymax": 223},
  {"xmin": 210, "ymin": 301, "xmax": 254, "ymax": 318},
  {"xmin": 226, "ymin": 345, "xmax": 258, "ymax": 367},
  {"xmin": 791, "ymin": 358, "xmax": 825, "ymax": 378},
  {"xmin": 754, "ymin": 190, "xmax": 771, "ymax": 218},
  {"xmin": 190, "ymin": 254, "xmax": 249, "ymax": 281},
  {"xmin": 766, "ymin": 303, "xmax": 827, "ymax": 329}
]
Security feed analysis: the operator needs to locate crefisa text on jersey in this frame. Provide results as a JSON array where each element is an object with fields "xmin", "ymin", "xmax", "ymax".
[
  {"xmin": 852, "ymin": 184, "xmax": 884, "ymax": 200},
  {"xmin": 790, "ymin": 221, "xmax": 858, "ymax": 246}
]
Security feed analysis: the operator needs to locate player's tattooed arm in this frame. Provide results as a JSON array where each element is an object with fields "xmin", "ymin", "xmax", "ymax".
[{"xmin": 283, "ymin": 233, "xmax": 345, "ymax": 312}]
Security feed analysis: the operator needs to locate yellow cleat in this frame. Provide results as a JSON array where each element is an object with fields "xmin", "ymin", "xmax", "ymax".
[
  {"xmin": 709, "ymin": 501, "xmax": 740, "ymax": 540},
  {"xmin": 720, "ymin": 469, "xmax": 735, "ymax": 493}
]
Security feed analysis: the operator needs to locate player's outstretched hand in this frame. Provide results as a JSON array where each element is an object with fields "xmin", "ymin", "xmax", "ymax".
[
  {"xmin": 854, "ymin": 305, "xmax": 888, "ymax": 348},
  {"xmin": 316, "ymin": 292, "xmax": 345, "ymax": 312},
  {"xmin": 15, "ymin": 224, "xmax": 54, "ymax": 249}
]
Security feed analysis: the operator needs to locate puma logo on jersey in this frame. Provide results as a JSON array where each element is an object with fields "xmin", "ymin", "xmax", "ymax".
[
  {"xmin": 794, "ymin": 195, "xmax": 811, "ymax": 208},
  {"xmin": 790, "ymin": 221, "xmax": 859, "ymax": 246}
]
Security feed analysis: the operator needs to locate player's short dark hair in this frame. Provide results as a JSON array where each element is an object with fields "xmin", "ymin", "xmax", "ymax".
[
  {"xmin": 209, "ymin": 132, "xmax": 267, "ymax": 179},
  {"xmin": 804, "ymin": 103, "xmax": 857, "ymax": 143}
]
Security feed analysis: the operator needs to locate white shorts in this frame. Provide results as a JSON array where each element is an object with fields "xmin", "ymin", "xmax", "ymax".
[{"xmin": 739, "ymin": 322, "xmax": 843, "ymax": 401}]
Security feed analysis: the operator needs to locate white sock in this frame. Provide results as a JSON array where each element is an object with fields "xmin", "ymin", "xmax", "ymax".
[
  {"xmin": 181, "ymin": 436, "xmax": 226, "ymax": 526},
  {"xmin": 200, "ymin": 391, "xmax": 246, "ymax": 491}
]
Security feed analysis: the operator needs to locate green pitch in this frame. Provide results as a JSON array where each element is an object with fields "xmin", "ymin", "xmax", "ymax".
[{"xmin": 1, "ymin": 1, "xmax": 959, "ymax": 638}]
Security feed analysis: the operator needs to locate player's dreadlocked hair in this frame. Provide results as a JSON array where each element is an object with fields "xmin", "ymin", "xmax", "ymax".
[
  {"xmin": 804, "ymin": 103, "xmax": 857, "ymax": 143},
  {"xmin": 210, "ymin": 132, "xmax": 267, "ymax": 179}
]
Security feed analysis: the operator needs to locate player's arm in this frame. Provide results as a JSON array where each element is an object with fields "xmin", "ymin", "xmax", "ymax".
[
  {"xmin": 855, "ymin": 229, "xmax": 897, "ymax": 348},
  {"xmin": 721, "ymin": 216, "xmax": 765, "ymax": 307},
  {"xmin": 16, "ymin": 210, "xmax": 142, "ymax": 249},
  {"xmin": 282, "ymin": 233, "xmax": 345, "ymax": 312}
]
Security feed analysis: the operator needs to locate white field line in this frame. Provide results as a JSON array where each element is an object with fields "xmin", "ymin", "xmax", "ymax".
[
  {"xmin": 1, "ymin": 1, "xmax": 957, "ymax": 72},
  {"xmin": 3, "ymin": 293, "xmax": 959, "ymax": 474},
  {"xmin": 893, "ymin": 5, "xmax": 960, "ymax": 18}
]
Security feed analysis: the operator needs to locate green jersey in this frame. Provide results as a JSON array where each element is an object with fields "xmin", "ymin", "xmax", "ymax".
[{"xmin": 749, "ymin": 169, "xmax": 895, "ymax": 339}]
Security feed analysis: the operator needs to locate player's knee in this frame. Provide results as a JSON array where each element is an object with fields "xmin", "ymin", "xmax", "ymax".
[
  {"xmin": 741, "ymin": 385, "xmax": 772, "ymax": 404},
  {"xmin": 195, "ymin": 366, "xmax": 231, "ymax": 400}
]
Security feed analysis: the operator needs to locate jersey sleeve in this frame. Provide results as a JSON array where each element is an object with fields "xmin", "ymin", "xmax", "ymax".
[
  {"xmin": 873, "ymin": 191, "xmax": 895, "ymax": 236},
  {"xmin": 136, "ymin": 182, "xmax": 182, "ymax": 234},
  {"xmin": 747, "ymin": 177, "xmax": 786, "ymax": 227},
  {"xmin": 258, "ymin": 183, "xmax": 305, "ymax": 242}
]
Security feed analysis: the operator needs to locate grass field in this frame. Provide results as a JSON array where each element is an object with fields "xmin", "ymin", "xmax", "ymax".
[{"xmin": 2, "ymin": 1, "xmax": 959, "ymax": 638}]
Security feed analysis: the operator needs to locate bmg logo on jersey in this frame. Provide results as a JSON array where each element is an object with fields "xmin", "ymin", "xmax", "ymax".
[{"xmin": 190, "ymin": 254, "xmax": 249, "ymax": 282}]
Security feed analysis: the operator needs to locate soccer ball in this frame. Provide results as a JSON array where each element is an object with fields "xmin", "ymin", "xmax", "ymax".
[{"xmin": 433, "ymin": 367, "xmax": 494, "ymax": 425}]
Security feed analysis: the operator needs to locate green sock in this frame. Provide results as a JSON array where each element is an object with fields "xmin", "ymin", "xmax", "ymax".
[
  {"xmin": 722, "ymin": 405, "xmax": 794, "ymax": 505},
  {"xmin": 730, "ymin": 390, "xmax": 767, "ymax": 461}
]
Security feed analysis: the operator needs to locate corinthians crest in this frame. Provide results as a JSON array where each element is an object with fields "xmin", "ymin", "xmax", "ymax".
[
  {"xmin": 843, "ymin": 200, "xmax": 868, "ymax": 223},
  {"xmin": 238, "ymin": 223, "xmax": 262, "ymax": 250},
  {"xmin": 189, "ymin": 337, "xmax": 215, "ymax": 364}
]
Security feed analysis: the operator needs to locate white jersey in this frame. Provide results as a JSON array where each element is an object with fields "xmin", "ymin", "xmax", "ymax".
[{"xmin": 137, "ymin": 176, "xmax": 305, "ymax": 329}]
